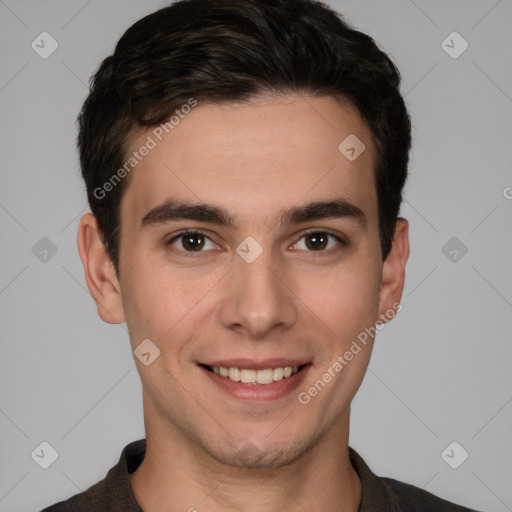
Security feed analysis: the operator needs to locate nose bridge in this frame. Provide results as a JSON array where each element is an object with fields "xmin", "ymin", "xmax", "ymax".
[{"xmin": 219, "ymin": 242, "xmax": 297, "ymax": 337}]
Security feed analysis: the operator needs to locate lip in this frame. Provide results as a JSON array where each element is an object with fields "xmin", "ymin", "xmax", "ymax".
[
  {"xmin": 201, "ymin": 358, "xmax": 310, "ymax": 370},
  {"xmin": 199, "ymin": 362, "xmax": 312, "ymax": 403}
]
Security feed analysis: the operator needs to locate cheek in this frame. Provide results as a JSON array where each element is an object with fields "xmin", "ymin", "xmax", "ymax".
[
  {"xmin": 307, "ymin": 265, "xmax": 380, "ymax": 400},
  {"xmin": 120, "ymin": 254, "xmax": 219, "ymax": 344},
  {"xmin": 297, "ymin": 259, "xmax": 381, "ymax": 339}
]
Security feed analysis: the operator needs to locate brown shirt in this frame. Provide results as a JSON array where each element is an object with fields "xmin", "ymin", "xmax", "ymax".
[{"xmin": 40, "ymin": 439, "xmax": 481, "ymax": 511}]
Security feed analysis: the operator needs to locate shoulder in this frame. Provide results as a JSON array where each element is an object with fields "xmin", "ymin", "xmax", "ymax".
[
  {"xmin": 38, "ymin": 480, "xmax": 103, "ymax": 511},
  {"xmin": 348, "ymin": 447, "xmax": 482, "ymax": 512},
  {"xmin": 38, "ymin": 473, "xmax": 117, "ymax": 512},
  {"xmin": 383, "ymin": 476, "xmax": 482, "ymax": 512},
  {"xmin": 38, "ymin": 439, "xmax": 146, "ymax": 512}
]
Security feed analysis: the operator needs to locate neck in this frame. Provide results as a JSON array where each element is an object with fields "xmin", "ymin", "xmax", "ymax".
[{"xmin": 129, "ymin": 403, "xmax": 361, "ymax": 512}]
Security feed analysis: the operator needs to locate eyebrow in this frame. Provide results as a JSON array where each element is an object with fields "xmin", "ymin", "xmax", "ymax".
[{"xmin": 139, "ymin": 197, "xmax": 367, "ymax": 230}]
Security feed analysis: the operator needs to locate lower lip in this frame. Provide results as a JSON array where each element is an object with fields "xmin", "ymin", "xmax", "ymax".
[{"xmin": 199, "ymin": 365, "xmax": 312, "ymax": 402}]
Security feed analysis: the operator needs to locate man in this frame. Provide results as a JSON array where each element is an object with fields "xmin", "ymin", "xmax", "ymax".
[{"xmin": 41, "ymin": 0, "xmax": 481, "ymax": 510}]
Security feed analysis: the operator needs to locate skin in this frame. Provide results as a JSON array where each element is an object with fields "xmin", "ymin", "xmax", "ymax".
[{"xmin": 78, "ymin": 93, "xmax": 409, "ymax": 512}]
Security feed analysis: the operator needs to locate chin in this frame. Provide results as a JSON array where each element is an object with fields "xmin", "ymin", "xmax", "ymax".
[{"xmin": 204, "ymin": 432, "xmax": 319, "ymax": 470}]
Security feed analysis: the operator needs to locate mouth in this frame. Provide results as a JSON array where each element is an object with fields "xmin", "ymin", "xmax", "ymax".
[
  {"xmin": 200, "ymin": 363, "xmax": 309, "ymax": 385},
  {"xmin": 198, "ymin": 360, "xmax": 312, "ymax": 402}
]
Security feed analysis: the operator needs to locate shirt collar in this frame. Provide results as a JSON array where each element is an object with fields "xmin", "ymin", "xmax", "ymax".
[
  {"xmin": 349, "ymin": 447, "xmax": 400, "ymax": 511},
  {"xmin": 111, "ymin": 439, "xmax": 399, "ymax": 511}
]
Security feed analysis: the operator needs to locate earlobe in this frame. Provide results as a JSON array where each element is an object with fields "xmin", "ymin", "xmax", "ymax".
[
  {"xmin": 377, "ymin": 218, "xmax": 409, "ymax": 323},
  {"xmin": 77, "ymin": 213, "xmax": 126, "ymax": 324}
]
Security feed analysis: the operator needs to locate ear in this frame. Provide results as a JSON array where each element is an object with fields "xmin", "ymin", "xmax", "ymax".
[
  {"xmin": 77, "ymin": 213, "xmax": 126, "ymax": 324},
  {"xmin": 377, "ymin": 217, "xmax": 409, "ymax": 324}
]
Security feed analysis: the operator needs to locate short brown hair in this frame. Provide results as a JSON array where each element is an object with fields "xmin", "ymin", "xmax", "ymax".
[{"xmin": 78, "ymin": 0, "xmax": 411, "ymax": 275}]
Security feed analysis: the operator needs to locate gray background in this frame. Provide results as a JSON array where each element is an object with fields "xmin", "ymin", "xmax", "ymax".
[{"xmin": 0, "ymin": 0, "xmax": 511, "ymax": 511}]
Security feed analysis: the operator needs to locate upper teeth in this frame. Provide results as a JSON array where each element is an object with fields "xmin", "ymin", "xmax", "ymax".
[{"xmin": 211, "ymin": 366, "xmax": 299, "ymax": 385}]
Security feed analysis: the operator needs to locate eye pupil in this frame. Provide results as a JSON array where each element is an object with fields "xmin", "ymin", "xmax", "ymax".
[
  {"xmin": 183, "ymin": 233, "xmax": 204, "ymax": 251},
  {"xmin": 306, "ymin": 233, "xmax": 328, "ymax": 250}
]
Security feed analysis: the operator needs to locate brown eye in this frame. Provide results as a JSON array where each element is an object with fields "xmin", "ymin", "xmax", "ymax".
[
  {"xmin": 305, "ymin": 232, "xmax": 329, "ymax": 251},
  {"xmin": 180, "ymin": 233, "xmax": 205, "ymax": 251},
  {"xmin": 291, "ymin": 230, "xmax": 344, "ymax": 253},
  {"xmin": 167, "ymin": 230, "xmax": 217, "ymax": 257}
]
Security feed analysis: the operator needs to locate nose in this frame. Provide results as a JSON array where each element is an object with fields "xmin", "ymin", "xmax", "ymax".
[{"xmin": 218, "ymin": 246, "xmax": 298, "ymax": 339}]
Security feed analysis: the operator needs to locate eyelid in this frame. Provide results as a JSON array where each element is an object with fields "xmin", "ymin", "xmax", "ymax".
[
  {"xmin": 166, "ymin": 229, "xmax": 221, "ymax": 256},
  {"xmin": 289, "ymin": 228, "xmax": 346, "ymax": 254},
  {"xmin": 299, "ymin": 227, "xmax": 347, "ymax": 245}
]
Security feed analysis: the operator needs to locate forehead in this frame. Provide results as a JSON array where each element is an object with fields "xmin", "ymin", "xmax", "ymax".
[{"xmin": 120, "ymin": 94, "xmax": 377, "ymax": 231}]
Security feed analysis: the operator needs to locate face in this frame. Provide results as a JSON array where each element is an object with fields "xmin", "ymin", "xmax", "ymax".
[{"xmin": 81, "ymin": 93, "xmax": 408, "ymax": 469}]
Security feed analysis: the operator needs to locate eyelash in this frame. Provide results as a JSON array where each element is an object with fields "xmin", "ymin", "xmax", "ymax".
[{"xmin": 166, "ymin": 228, "xmax": 346, "ymax": 259}]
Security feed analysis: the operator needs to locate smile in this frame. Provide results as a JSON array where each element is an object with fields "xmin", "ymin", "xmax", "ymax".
[
  {"xmin": 199, "ymin": 360, "xmax": 312, "ymax": 401},
  {"xmin": 204, "ymin": 365, "xmax": 301, "ymax": 385}
]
